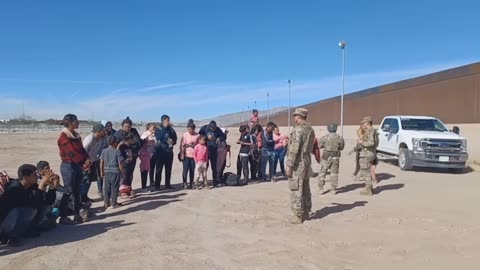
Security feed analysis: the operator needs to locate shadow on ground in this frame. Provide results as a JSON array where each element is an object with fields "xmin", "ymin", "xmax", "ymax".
[
  {"xmin": 375, "ymin": 183, "xmax": 405, "ymax": 194},
  {"xmin": 0, "ymin": 220, "xmax": 134, "ymax": 257},
  {"xmin": 311, "ymin": 201, "xmax": 368, "ymax": 220},
  {"xmin": 376, "ymin": 173, "xmax": 396, "ymax": 182},
  {"xmin": 90, "ymin": 192, "xmax": 186, "ymax": 220},
  {"xmin": 0, "ymin": 190, "xmax": 186, "ymax": 256},
  {"xmin": 380, "ymin": 159, "xmax": 474, "ymax": 175},
  {"xmin": 336, "ymin": 183, "xmax": 364, "ymax": 194}
]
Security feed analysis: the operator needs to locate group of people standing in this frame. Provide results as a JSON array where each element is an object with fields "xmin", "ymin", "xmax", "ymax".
[{"xmin": 0, "ymin": 108, "xmax": 381, "ymax": 246}]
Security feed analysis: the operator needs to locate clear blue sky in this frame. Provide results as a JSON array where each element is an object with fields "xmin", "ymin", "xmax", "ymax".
[{"xmin": 1, "ymin": 0, "xmax": 479, "ymax": 122}]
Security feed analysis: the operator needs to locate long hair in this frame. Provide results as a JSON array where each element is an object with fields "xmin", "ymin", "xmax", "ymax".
[{"xmin": 357, "ymin": 126, "xmax": 366, "ymax": 138}]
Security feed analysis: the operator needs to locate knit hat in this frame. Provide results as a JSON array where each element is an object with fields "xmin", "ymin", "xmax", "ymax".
[
  {"xmin": 92, "ymin": 123, "xmax": 105, "ymax": 133},
  {"xmin": 161, "ymin": 115, "xmax": 170, "ymax": 122}
]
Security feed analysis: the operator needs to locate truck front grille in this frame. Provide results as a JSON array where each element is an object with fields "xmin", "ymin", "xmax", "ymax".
[{"xmin": 421, "ymin": 139, "xmax": 462, "ymax": 154}]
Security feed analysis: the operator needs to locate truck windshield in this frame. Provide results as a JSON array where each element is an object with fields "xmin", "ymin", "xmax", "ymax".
[{"xmin": 401, "ymin": 118, "xmax": 448, "ymax": 132}]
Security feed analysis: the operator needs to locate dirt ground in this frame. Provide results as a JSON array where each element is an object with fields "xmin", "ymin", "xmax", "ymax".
[{"xmin": 0, "ymin": 125, "xmax": 479, "ymax": 270}]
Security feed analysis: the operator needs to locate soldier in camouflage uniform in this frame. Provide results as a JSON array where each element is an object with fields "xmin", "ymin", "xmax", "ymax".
[
  {"xmin": 358, "ymin": 116, "xmax": 377, "ymax": 196},
  {"xmin": 318, "ymin": 123, "xmax": 345, "ymax": 195},
  {"xmin": 286, "ymin": 108, "xmax": 316, "ymax": 224}
]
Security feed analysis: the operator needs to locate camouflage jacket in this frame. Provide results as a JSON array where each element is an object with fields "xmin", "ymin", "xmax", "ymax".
[
  {"xmin": 318, "ymin": 133, "xmax": 345, "ymax": 159},
  {"xmin": 287, "ymin": 123, "xmax": 316, "ymax": 170}
]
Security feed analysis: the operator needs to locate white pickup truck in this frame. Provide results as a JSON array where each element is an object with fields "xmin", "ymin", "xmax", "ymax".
[{"xmin": 376, "ymin": 115, "xmax": 468, "ymax": 172}]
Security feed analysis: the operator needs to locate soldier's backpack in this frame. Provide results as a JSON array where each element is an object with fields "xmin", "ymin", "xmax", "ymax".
[{"xmin": 223, "ymin": 172, "xmax": 247, "ymax": 186}]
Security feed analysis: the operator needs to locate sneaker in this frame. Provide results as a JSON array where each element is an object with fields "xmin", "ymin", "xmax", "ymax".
[
  {"xmin": 205, "ymin": 185, "xmax": 212, "ymax": 190},
  {"xmin": 73, "ymin": 214, "xmax": 85, "ymax": 223},
  {"xmin": 183, "ymin": 183, "xmax": 189, "ymax": 189},
  {"xmin": 59, "ymin": 217, "xmax": 78, "ymax": 225},
  {"xmin": 79, "ymin": 209, "xmax": 89, "ymax": 222},
  {"xmin": 111, "ymin": 202, "xmax": 123, "ymax": 209}
]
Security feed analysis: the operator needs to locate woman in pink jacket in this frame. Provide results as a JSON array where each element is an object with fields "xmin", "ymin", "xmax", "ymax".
[{"xmin": 273, "ymin": 125, "xmax": 288, "ymax": 178}]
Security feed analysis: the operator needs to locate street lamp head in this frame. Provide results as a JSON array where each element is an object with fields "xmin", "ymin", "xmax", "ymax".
[
  {"xmin": 288, "ymin": 79, "xmax": 291, "ymax": 84},
  {"xmin": 339, "ymin": 41, "xmax": 347, "ymax": 49}
]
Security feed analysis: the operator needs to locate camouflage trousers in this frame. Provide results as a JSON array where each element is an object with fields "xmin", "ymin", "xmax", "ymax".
[
  {"xmin": 289, "ymin": 164, "xmax": 312, "ymax": 218},
  {"xmin": 318, "ymin": 157, "xmax": 340, "ymax": 189},
  {"xmin": 359, "ymin": 151, "xmax": 375, "ymax": 188}
]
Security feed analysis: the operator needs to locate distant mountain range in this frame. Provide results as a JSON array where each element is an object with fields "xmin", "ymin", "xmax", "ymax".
[{"xmin": 175, "ymin": 107, "xmax": 288, "ymax": 127}]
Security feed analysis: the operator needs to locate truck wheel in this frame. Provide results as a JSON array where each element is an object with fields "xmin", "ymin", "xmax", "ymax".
[{"xmin": 398, "ymin": 148, "xmax": 413, "ymax": 171}]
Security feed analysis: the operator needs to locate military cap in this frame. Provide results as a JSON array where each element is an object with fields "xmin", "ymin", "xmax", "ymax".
[
  {"xmin": 293, "ymin": 108, "xmax": 308, "ymax": 118},
  {"xmin": 361, "ymin": 116, "xmax": 372, "ymax": 124}
]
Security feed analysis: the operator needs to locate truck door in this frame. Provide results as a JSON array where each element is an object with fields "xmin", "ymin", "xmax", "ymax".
[
  {"xmin": 378, "ymin": 118, "xmax": 392, "ymax": 152},
  {"xmin": 385, "ymin": 118, "xmax": 400, "ymax": 153}
]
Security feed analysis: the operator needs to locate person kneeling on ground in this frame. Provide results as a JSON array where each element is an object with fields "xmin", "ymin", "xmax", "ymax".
[
  {"xmin": 0, "ymin": 164, "xmax": 57, "ymax": 246},
  {"xmin": 37, "ymin": 161, "xmax": 79, "ymax": 225}
]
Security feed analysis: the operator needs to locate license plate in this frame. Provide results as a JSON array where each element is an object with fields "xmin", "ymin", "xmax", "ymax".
[{"xmin": 439, "ymin": 156, "xmax": 449, "ymax": 162}]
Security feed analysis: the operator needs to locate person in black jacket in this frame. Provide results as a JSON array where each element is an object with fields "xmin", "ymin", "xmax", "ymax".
[
  {"xmin": 155, "ymin": 115, "xmax": 177, "ymax": 190},
  {"xmin": 0, "ymin": 164, "xmax": 56, "ymax": 246},
  {"xmin": 199, "ymin": 121, "xmax": 226, "ymax": 187}
]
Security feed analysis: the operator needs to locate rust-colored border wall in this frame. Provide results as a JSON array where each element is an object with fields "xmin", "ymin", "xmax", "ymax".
[{"xmin": 268, "ymin": 62, "xmax": 480, "ymax": 126}]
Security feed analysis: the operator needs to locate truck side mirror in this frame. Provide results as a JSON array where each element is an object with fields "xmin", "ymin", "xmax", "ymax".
[
  {"xmin": 382, "ymin": 124, "xmax": 390, "ymax": 132},
  {"xmin": 452, "ymin": 126, "xmax": 460, "ymax": 135}
]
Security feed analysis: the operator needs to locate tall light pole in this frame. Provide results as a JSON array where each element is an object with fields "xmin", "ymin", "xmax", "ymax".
[
  {"xmin": 339, "ymin": 40, "xmax": 347, "ymax": 136},
  {"xmin": 267, "ymin": 92, "xmax": 270, "ymax": 123},
  {"xmin": 288, "ymin": 80, "xmax": 291, "ymax": 131}
]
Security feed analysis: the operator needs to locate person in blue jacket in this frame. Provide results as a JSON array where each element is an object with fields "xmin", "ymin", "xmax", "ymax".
[
  {"xmin": 199, "ymin": 121, "xmax": 226, "ymax": 187},
  {"xmin": 154, "ymin": 115, "xmax": 177, "ymax": 190}
]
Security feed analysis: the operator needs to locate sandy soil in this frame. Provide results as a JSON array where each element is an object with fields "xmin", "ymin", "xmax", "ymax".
[{"xmin": 0, "ymin": 125, "xmax": 479, "ymax": 270}]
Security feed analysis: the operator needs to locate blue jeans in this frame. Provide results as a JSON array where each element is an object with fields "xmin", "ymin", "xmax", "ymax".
[
  {"xmin": 0, "ymin": 208, "xmax": 37, "ymax": 238},
  {"xmin": 61, "ymin": 162, "xmax": 83, "ymax": 214},
  {"xmin": 273, "ymin": 147, "xmax": 286, "ymax": 176},
  {"xmin": 81, "ymin": 160, "xmax": 103, "ymax": 196},
  {"xmin": 261, "ymin": 150, "xmax": 276, "ymax": 181}
]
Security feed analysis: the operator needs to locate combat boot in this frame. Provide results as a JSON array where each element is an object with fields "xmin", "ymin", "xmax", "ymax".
[
  {"xmin": 360, "ymin": 186, "xmax": 373, "ymax": 196},
  {"xmin": 288, "ymin": 215, "xmax": 304, "ymax": 225}
]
